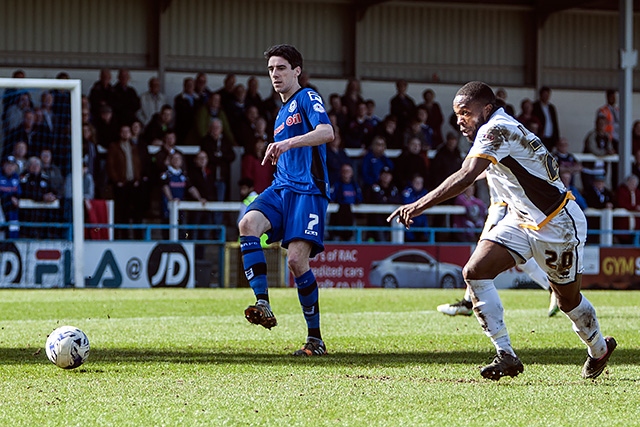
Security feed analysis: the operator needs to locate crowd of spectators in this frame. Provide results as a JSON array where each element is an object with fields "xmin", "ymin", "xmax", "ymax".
[{"xmin": 1, "ymin": 69, "xmax": 640, "ymax": 244}]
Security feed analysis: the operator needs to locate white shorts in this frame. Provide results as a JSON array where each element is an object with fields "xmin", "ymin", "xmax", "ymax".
[
  {"xmin": 481, "ymin": 200, "xmax": 587, "ymax": 285},
  {"xmin": 481, "ymin": 203, "xmax": 507, "ymax": 238}
]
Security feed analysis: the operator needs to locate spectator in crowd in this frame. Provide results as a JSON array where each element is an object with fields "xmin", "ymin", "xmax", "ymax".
[
  {"xmin": 404, "ymin": 109, "xmax": 434, "ymax": 150},
  {"xmin": 50, "ymin": 72, "xmax": 71, "ymax": 129},
  {"xmin": 345, "ymin": 101, "xmax": 375, "ymax": 148},
  {"xmin": 194, "ymin": 92, "xmax": 235, "ymax": 146},
  {"xmin": 237, "ymin": 177, "xmax": 258, "ymax": 226},
  {"xmin": 2, "ymin": 70, "xmax": 30, "ymax": 126},
  {"xmin": 394, "ymin": 136, "xmax": 428, "ymax": 189},
  {"xmin": 584, "ymin": 175, "xmax": 614, "ymax": 210},
  {"xmin": 326, "ymin": 127, "xmax": 351, "ymax": 188},
  {"xmin": 5, "ymin": 110, "xmax": 48, "ymax": 160},
  {"xmin": 130, "ymin": 120, "xmax": 152, "ymax": 216},
  {"xmin": 452, "ymin": 183, "xmax": 488, "ymax": 242},
  {"xmin": 19, "ymin": 156, "xmax": 58, "ymax": 239},
  {"xmin": 495, "ymin": 88, "xmax": 515, "ymax": 117},
  {"xmin": 596, "ymin": 89, "xmax": 619, "ymax": 145},
  {"xmin": 582, "ymin": 116, "xmax": 616, "ymax": 190},
  {"xmin": 401, "ymin": 174, "xmax": 428, "ymax": 242},
  {"xmin": 389, "ymin": 79, "xmax": 416, "ymax": 138},
  {"xmin": 418, "ymin": 88, "xmax": 444, "ymax": 146},
  {"xmin": 106, "ymin": 124, "xmax": 143, "ymax": 239},
  {"xmin": 81, "ymin": 123, "xmax": 100, "ymax": 196},
  {"xmin": 173, "ymin": 77, "xmax": 199, "ymax": 144},
  {"xmin": 632, "ymin": 149, "xmax": 640, "ymax": 182},
  {"xmin": 552, "ymin": 137, "xmax": 582, "ymax": 182},
  {"xmin": 365, "ymin": 99, "xmax": 382, "ymax": 129},
  {"xmin": 341, "ymin": 78, "xmax": 364, "ymax": 120},
  {"xmin": 62, "ymin": 159, "xmax": 94, "ymax": 223},
  {"xmin": 152, "ymin": 131, "xmax": 181, "ymax": 174},
  {"xmin": 112, "ymin": 68, "xmax": 140, "ymax": 127},
  {"xmin": 4, "ymin": 92, "xmax": 32, "ymax": 132},
  {"xmin": 0, "ymin": 156, "xmax": 21, "ymax": 239},
  {"xmin": 137, "ymin": 77, "xmax": 166, "ymax": 126},
  {"xmin": 560, "ymin": 170, "xmax": 587, "ymax": 211},
  {"xmin": 88, "ymin": 68, "xmax": 114, "ymax": 124},
  {"xmin": 516, "ymin": 98, "xmax": 541, "ymax": 135},
  {"xmin": 35, "ymin": 91, "xmax": 56, "ymax": 137},
  {"xmin": 11, "ymin": 140, "xmax": 28, "ymax": 175},
  {"xmin": 93, "ymin": 104, "xmax": 120, "ymax": 149},
  {"xmin": 245, "ymin": 76, "xmax": 264, "ymax": 115},
  {"xmin": 216, "ymin": 73, "xmax": 237, "ymax": 114},
  {"xmin": 142, "ymin": 104, "xmax": 174, "ymax": 146},
  {"xmin": 253, "ymin": 117, "xmax": 270, "ymax": 144},
  {"xmin": 374, "ymin": 114, "xmax": 402, "ymax": 149},
  {"xmin": 361, "ymin": 135, "xmax": 394, "ymax": 187},
  {"xmin": 235, "ymin": 105, "xmax": 262, "ymax": 149},
  {"xmin": 241, "ymin": 137, "xmax": 275, "ymax": 194},
  {"xmin": 329, "ymin": 163, "xmax": 362, "ymax": 241},
  {"xmin": 200, "ymin": 117, "xmax": 236, "ymax": 201},
  {"xmin": 189, "ymin": 150, "xmax": 216, "ymax": 254},
  {"xmin": 632, "ymin": 120, "xmax": 640, "ymax": 155},
  {"xmin": 328, "ymin": 93, "xmax": 349, "ymax": 136},
  {"xmin": 194, "ymin": 72, "xmax": 213, "ymax": 105},
  {"xmin": 430, "ymin": 132, "xmax": 463, "ymax": 193},
  {"xmin": 614, "ymin": 174, "xmax": 640, "ymax": 244},
  {"xmin": 226, "ymin": 84, "xmax": 248, "ymax": 141},
  {"xmin": 364, "ymin": 166, "xmax": 400, "ymax": 242},
  {"xmin": 40, "ymin": 149, "xmax": 64, "ymax": 199},
  {"xmin": 532, "ymin": 86, "xmax": 560, "ymax": 150},
  {"xmin": 160, "ymin": 152, "xmax": 205, "ymax": 238}
]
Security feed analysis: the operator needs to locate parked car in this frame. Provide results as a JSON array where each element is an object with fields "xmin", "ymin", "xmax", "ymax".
[{"xmin": 369, "ymin": 249, "xmax": 464, "ymax": 288}]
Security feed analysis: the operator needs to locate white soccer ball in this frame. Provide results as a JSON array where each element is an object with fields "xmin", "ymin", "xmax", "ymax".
[{"xmin": 45, "ymin": 326, "xmax": 90, "ymax": 369}]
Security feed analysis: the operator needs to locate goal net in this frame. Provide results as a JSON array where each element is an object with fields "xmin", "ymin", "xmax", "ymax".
[{"xmin": 0, "ymin": 78, "xmax": 84, "ymax": 287}]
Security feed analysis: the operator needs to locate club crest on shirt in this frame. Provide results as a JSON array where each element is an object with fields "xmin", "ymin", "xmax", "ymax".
[{"xmin": 288, "ymin": 100, "xmax": 297, "ymax": 113}]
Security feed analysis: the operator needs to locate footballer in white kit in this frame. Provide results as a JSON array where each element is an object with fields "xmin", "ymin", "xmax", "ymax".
[{"xmin": 388, "ymin": 81, "xmax": 616, "ymax": 381}]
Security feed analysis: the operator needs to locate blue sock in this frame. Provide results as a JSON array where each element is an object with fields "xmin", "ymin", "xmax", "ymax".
[
  {"xmin": 295, "ymin": 270, "xmax": 321, "ymax": 340},
  {"xmin": 240, "ymin": 236, "xmax": 268, "ymax": 301}
]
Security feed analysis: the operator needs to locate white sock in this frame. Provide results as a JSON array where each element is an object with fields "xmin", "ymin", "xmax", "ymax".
[
  {"xmin": 520, "ymin": 258, "xmax": 550, "ymax": 290},
  {"xmin": 565, "ymin": 295, "xmax": 607, "ymax": 359},
  {"xmin": 467, "ymin": 279, "xmax": 515, "ymax": 357},
  {"xmin": 463, "ymin": 286, "xmax": 471, "ymax": 302}
]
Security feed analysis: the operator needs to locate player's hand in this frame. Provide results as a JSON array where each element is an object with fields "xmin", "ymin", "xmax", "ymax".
[
  {"xmin": 262, "ymin": 141, "xmax": 285, "ymax": 166},
  {"xmin": 386, "ymin": 203, "xmax": 418, "ymax": 229}
]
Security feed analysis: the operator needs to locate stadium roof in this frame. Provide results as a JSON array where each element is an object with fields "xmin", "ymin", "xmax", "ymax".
[{"xmin": 352, "ymin": 0, "xmax": 640, "ymax": 21}]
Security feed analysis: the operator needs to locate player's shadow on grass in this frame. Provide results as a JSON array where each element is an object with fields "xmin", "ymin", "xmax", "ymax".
[{"xmin": 4, "ymin": 347, "xmax": 638, "ymax": 367}]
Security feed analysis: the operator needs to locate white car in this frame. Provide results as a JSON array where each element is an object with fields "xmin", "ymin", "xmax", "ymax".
[{"xmin": 369, "ymin": 249, "xmax": 464, "ymax": 288}]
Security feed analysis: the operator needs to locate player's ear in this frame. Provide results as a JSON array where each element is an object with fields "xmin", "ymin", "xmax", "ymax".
[{"xmin": 294, "ymin": 66, "xmax": 301, "ymax": 78}]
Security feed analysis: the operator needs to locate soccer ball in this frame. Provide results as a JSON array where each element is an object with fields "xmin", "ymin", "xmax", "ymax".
[{"xmin": 45, "ymin": 326, "xmax": 90, "ymax": 369}]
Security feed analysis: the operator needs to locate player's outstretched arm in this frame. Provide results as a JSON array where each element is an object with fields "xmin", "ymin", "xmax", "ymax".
[
  {"xmin": 387, "ymin": 156, "xmax": 491, "ymax": 228},
  {"xmin": 263, "ymin": 124, "xmax": 334, "ymax": 166}
]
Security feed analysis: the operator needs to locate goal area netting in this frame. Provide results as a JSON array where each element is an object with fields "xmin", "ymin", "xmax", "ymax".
[{"xmin": 0, "ymin": 78, "xmax": 84, "ymax": 287}]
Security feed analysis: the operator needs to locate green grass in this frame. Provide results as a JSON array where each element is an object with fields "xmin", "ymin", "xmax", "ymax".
[{"xmin": 0, "ymin": 288, "xmax": 638, "ymax": 427}]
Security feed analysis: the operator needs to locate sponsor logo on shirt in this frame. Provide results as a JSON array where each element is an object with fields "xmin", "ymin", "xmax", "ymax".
[
  {"xmin": 285, "ymin": 113, "xmax": 302, "ymax": 126},
  {"xmin": 313, "ymin": 103, "xmax": 325, "ymax": 113}
]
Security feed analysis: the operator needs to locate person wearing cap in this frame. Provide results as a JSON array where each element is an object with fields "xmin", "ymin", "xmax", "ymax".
[{"xmin": 0, "ymin": 156, "xmax": 21, "ymax": 238}]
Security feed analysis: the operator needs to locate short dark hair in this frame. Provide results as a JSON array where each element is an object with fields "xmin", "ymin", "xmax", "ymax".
[
  {"xmin": 455, "ymin": 81, "xmax": 496, "ymax": 107},
  {"xmin": 238, "ymin": 177, "xmax": 254, "ymax": 188},
  {"xmin": 264, "ymin": 44, "xmax": 303, "ymax": 71}
]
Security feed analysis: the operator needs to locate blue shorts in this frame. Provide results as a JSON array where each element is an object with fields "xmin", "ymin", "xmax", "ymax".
[{"xmin": 247, "ymin": 187, "xmax": 328, "ymax": 258}]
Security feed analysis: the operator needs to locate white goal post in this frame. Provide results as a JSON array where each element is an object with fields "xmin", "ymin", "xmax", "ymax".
[{"xmin": 0, "ymin": 78, "xmax": 84, "ymax": 288}]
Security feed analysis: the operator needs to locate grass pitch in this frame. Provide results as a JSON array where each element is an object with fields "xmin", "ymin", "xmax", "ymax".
[{"xmin": 0, "ymin": 288, "xmax": 638, "ymax": 427}]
